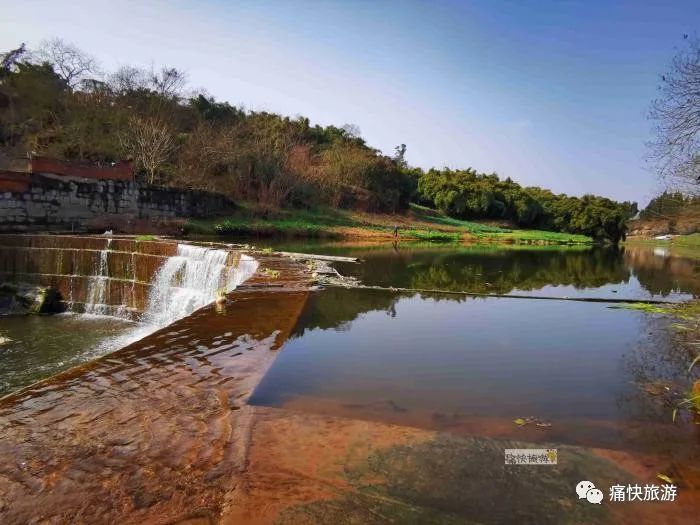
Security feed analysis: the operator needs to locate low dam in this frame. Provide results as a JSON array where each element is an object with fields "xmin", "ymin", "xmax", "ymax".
[
  {"xmin": 0, "ymin": 234, "xmax": 314, "ymax": 523},
  {"xmin": 0, "ymin": 234, "xmax": 257, "ymax": 319},
  {"xmin": 0, "ymin": 234, "xmax": 267, "ymax": 394}
]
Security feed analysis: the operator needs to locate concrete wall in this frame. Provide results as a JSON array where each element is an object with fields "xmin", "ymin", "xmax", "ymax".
[{"xmin": 0, "ymin": 174, "xmax": 235, "ymax": 232}]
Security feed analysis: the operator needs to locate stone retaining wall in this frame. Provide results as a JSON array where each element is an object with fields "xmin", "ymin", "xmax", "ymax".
[{"xmin": 0, "ymin": 174, "xmax": 235, "ymax": 232}]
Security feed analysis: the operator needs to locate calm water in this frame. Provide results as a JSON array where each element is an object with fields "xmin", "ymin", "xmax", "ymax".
[
  {"xmin": 261, "ymin": 242, "xmax": 700, "ymax": 300},
  {"xmin": 3, "ymin": 243, "xmax": 700, "ymax": 450},
  {"xmin": 250, "ymin": 244, "xmax": 700, "ymax": 453},
  {"xmin": 0, "ymin": 314, "xmax": 133, "ymax": 396}
]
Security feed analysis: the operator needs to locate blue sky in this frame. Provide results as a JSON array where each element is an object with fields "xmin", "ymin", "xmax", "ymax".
[{"xmin": 2, "ymin": 0, "xmax": 698, "ymax": 205}]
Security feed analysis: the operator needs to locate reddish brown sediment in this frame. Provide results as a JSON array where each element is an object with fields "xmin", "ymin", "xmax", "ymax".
[
  {"xmin": 275, "ymin": 394, "xmax": 699, "ymax": 455},
  {"xmin": 220, "ymin": 406, "xmax": 434, "ymax": 525},
  {"xmin": 592, "ymin": 448, "xmax": 700, "ymax": 525},
  {"xmin": 221, "ymin": 406, "xmax": 699, "ymax": 525},
  {"xmin": 0, "ymin": 285, "xmax": 310, "ymax": 524}
]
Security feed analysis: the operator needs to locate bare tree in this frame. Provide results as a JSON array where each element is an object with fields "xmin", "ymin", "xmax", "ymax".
[
  {"xmin": 108, "ymin": 65, "xmax": 149, "ymax": 93},
  {"xmin": 649, "ymin": 36, "xmax": 700, "ymax": 193},
  {"xmin": 108, "ymin": 64, "xmax": 186, "ymax": 98},
  {"xmin": 150, "ymin": 67, "xmax": 186, "ymax": 98},
  {"xmin": 177, "ymin": 123, "xmax": 238, "ymax": 190},
  {"xmin": 341, "ymin": 123, "xmax": 361, "ymax": 138},
  {"xmin": 119, "ymin": 117, "xmax": 176, "ymax": 184},
  {"xmin": 35, "ymin": 38, "xmax": 101, "ymax": 89}
]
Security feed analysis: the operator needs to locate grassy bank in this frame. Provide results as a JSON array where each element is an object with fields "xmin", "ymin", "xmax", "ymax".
[
  {"xmin": 625, "ymin": 232, "xmax": 700, "ymax": 259},
  {"xmin": 187, "ymin": 203, "xmax": 593, "ymax": 245}
]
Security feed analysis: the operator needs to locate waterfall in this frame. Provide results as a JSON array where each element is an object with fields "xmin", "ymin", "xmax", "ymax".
[
  {"xmin": 84, "ymin": 239, "xmax": 112, "ymax": 316},
  {"xmin": 142, "ymin": 244, "xmax": 258, "ymax": 327},
  {"xmin": 84, "ymin": 244, "xmax": 258, "ymax": 355}
]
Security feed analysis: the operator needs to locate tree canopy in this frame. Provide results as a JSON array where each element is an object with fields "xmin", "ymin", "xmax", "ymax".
[
  {"xmin": 0, "ymin": 38, "xmax": 634, "ymax": 240},
  {"xmin": 418, "ymin": 168, "xmax": 636, "ymax": 242}
]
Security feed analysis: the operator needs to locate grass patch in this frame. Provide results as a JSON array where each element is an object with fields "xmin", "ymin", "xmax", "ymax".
[
  {"xmin": 188, "ymin": 204, "xmax": 358, "ymax": 238},
  {"xmin": 474, "ymin": 229, "xmax": 592, "ymax": 244},
  {"xmin": 135, "ymin": 234, "xmax": 156, "ymax": 241},
  {"xmin": 187, "ymin": 202, "xmax": 593, "ymax": 244},
  {"xmin": 409, "ymin": 204, "xmax": 505, "ymax": 233},
  {"xmin": 670, "ymin": 233, "xmax": 700, "ymax": 248},
  {"xmin": 403, "ymin": 229, "xmax": 461, "ymax": 243}
]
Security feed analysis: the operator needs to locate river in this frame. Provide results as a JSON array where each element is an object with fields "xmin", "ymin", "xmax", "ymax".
[{"xmin": 1, "ymin": 240, "xmax": 698, "ymax": 523}]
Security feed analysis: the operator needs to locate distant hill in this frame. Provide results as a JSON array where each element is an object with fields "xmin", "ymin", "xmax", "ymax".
[{"xmin": 628, "ymin": 192, "xmax": 700, "ymax": 237}]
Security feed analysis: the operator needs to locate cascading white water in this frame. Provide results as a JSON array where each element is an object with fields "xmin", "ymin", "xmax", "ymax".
[
  {"xmin": 84, "ymin": 239, "xmax": 112, "ymax": 315},
  {"xmin": 142, "ymin": 244, "xmax": 258, "ymax": 327},
  {"xmin": 84, "ymin": 244, "xmax": 258, "ymax": 355}
]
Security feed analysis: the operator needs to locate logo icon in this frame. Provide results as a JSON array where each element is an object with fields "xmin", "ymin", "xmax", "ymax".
[
  {"xmin": 586, "ymin": 488, "xmax": 604, "ymax": 504},
  {"xmin": 576, "ymin": 481, "xmax": 596, "ymax": 499},
  {"xmin": 576, "ymin": 481, "xmax": 603, "ymax": 504}
]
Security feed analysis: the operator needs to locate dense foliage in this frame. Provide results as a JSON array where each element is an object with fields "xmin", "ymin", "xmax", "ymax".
[
  {"xmin": 0, "ymin": 41, "xmax": 416, "ymax": 212},
  {"xmin": 1, "ymin": 39, "xmax": 634, "ymax": 241},
  {"xmin": 418, "ymin": 168, "xmax": 637, "ymax": 242},
  {"xmin": 639, "ymin": 191, "xmax": 700, "ymax": 219}
]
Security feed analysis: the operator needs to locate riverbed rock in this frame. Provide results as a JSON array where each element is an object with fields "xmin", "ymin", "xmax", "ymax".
[{"xmin": 0, "ymin": 283, "xmax": 65, "ymax": 315}]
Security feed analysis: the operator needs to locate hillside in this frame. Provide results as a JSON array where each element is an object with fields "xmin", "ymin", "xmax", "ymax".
[
  {"xmin": 628, "ymin": 193, "xmax": 700, "ymax": 237},
  {"xmin": 1, "ymin": 40, "xmax": 633, "ymax": 242}
]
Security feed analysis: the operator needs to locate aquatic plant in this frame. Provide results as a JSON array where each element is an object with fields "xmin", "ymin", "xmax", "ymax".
[
  {"xmin": 260, "ymin": 268, "xmax": 281, "ymax": 278},
  {"xmin": 608, "ymin": 303, "xmax": 672, "ymax": 314}
]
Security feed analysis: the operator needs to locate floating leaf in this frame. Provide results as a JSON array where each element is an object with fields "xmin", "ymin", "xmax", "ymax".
[
  {"xmin": 672, "ymin": 408, "xmax": 678, "ymax": 423},
  {"xmin": 657, "ymin": 473, "xmax": 673, "ymax": 484},
  {"xmin": 513, "ymin": 416, "xmax": 551, "ymax": 428}
]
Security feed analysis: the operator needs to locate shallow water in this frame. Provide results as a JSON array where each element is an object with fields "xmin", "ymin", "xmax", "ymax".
[
  {"xmin": 0, "ymin": 314, "xmax": 133, "ymax": 396},
  {"xmin": 249, "ymin": 244, "xmax": 700, "ymax": 456}
]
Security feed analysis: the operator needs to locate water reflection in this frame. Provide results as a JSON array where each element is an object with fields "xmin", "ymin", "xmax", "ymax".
[
  {"xmin": 253, "ymin": 287, "xmax": 699, "ymax": 457},
  {"xmin": 336, "ymin": 246, "xmax": 634, "ymax": 295},
  {"xmin": 340, "ymin": 245, "xmax": 700, "ymax": 298},
  {"xmin": 251, "ymin": 244, "xmax": 700, "ymax": 459},
  {"xmin": 287, "ymin": 245, "xmax": 700, "ymax": 338}
]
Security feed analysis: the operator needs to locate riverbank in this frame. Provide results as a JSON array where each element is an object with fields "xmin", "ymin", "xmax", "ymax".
[
  {"xmin": 625, "ymin": 232, "xmax": 700, "ymax": 259},
  {"xmin": 187, "ymin": 203, "xmax": 593, "ymax": 245}
]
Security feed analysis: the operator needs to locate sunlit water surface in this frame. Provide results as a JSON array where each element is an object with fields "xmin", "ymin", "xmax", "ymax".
[{"xmin": 249, "ymin": 244, "xmax": 700, "ymax": 455}]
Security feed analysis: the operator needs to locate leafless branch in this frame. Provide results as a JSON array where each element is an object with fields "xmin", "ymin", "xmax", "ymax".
[
  {"xmin": 119, "ymin": 116, "xmax": 176, "ymax": 184},
  {"xmin": 648, "ymin": 36, "xmax": 700, "ymax": 193},
  {"xmin": 35, "ymin": 38, "xmax": 101, "ymax": 89}
]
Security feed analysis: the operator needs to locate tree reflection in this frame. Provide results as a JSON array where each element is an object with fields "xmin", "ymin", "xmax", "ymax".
[{"xmin": 293, "ymin": 245, "xmax": 700, "ymax": 336}]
